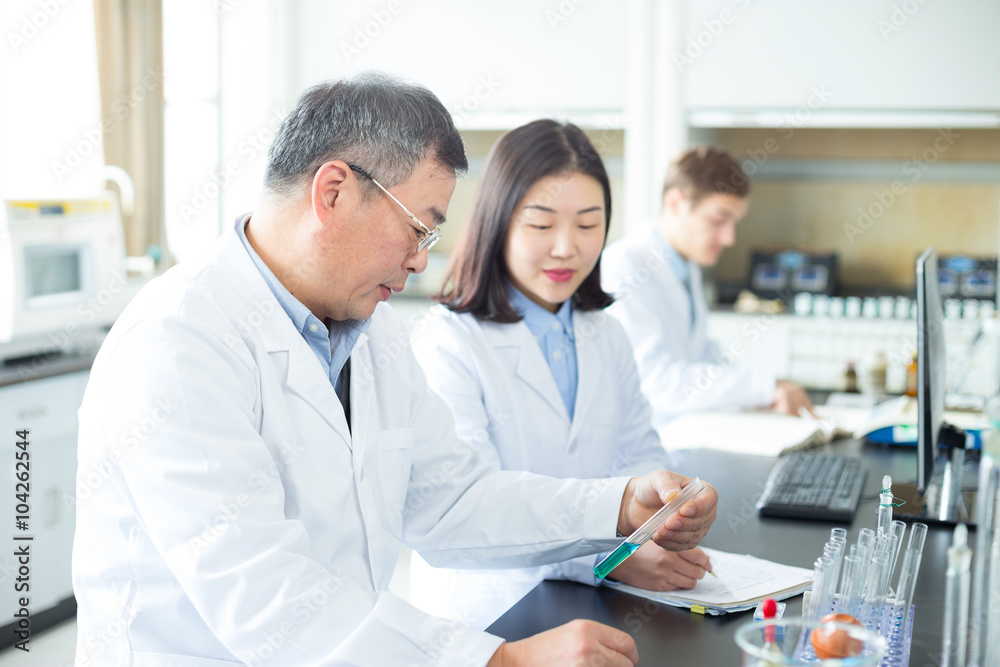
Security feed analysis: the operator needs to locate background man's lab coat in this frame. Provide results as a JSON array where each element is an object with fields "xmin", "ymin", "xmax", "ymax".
[
  {"xmin": 602, "ymin": 224, "xmax": 775, "ymax": 428},
  {"xmin": 408, "ymin": 304, "xmax": 670, "ymax": 629},
  {"xmin": 72, "ymin": 222, "xmax": 630, "ymax": 667}
]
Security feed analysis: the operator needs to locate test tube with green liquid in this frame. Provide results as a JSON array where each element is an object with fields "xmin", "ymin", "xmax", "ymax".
[{"xmin": 594, "ymin": 478, "xmax": 707, "ymax": 580}]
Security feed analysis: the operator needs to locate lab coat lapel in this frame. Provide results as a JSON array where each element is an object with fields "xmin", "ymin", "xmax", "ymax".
[
  {"xmin": 485, "ymin": 321, "xmax": 570, "ymax": 424},
  {"xmin": 347, "ymin": 332, "xmax": 373, "ymax": 463},
  {"xmin": 281, "ymin": 336, "xmax": 353, "ymax": 445},
  {"xmin": 216, "ymin": 228, "xmax": 353, "ymax": 444},
  {"xmin": 688, "ymin": 262, "xmax": 708, "ymax": 346},
  {"xmin": 651, "ymin": 244, "xmax": 696, "ymax": 348}
]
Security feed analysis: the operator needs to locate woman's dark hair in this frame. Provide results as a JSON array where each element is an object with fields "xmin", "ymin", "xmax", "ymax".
[{"xmin": 437, "ymin": 119, "xmax": 614, "ymax": 322}]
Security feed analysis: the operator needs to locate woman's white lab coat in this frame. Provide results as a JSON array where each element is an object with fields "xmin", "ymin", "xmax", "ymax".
[
  {"xmin": 408, "ymin": 304, "xmax": 670, "ymax": 629},
  {"xmin": 601, "ymin": 224, "xmax": 775, "ymax": 428},
  {"xmin": 72, "ymin": 222, "xmax": 630, "ymax": 666}
]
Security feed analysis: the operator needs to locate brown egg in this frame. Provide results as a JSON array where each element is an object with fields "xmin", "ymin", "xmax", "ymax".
[{"xmin": 811, "ymin": 613, "xmax": 864, "ymax": 660}]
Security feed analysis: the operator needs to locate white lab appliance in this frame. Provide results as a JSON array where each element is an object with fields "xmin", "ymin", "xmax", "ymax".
[{"xmin": 0, "ymin": 195, "xmax": 127, "ymax": 360}]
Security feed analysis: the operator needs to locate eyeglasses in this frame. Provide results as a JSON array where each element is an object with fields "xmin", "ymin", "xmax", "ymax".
[{"xmin": 348, "ymin": 164, "xmax": 441, "ymax": 252}]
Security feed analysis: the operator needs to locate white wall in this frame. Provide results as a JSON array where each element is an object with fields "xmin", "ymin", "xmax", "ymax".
[{"xmin": 0, "ymin": 1, "xmax": 105, "ymax": 198}]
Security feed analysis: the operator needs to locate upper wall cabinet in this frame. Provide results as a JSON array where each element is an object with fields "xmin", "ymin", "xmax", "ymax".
[
  {"xmin": 286, "ymin": 0, "xmax": 628, "ymax": 129},
  {"xmin": 682, "ymin": 0, "xmax": 1000, "ymax": 127}
]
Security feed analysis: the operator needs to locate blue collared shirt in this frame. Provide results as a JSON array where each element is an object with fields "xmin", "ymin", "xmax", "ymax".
[
  {"xmin": 509, "ymin": 285, "xmax": 578, "ymax": 420},
  {"xmin": 655, "ymin": 228, "xmax": 695, "ymax": 327},
  {"xmin": 237, "ymin": 215, "xmax": 370, "ymax": 395}
]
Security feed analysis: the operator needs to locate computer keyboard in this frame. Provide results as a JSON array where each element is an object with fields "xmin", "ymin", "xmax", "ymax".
[{"xmin": 756, "ymin": 453, "xmax": 867, "ymax": 522}]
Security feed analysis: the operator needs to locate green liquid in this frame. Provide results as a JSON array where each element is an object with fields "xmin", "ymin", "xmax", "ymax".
[{"xmin": 594, "ymin": 541, "xmax": 640, "ymax": 579}]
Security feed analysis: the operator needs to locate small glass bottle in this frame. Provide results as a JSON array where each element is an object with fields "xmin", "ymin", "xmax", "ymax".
[
  {"xmin": 843, "ymin": 360, "xmax": 859, "ymax": 393},
  {"xmin": 905, "ymin": 353, "xmax": 918, "ymax": 397},
  {"xmin": 864, "ymin": 349, "xmax": 887, "ymax": 395}
]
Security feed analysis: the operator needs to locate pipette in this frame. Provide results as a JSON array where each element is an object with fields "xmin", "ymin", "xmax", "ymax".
[{"xmin": 594, "ymin": 478, "xmax": 707, "ymax": 579}]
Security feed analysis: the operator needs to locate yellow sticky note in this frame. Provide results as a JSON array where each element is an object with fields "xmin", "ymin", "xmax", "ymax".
[{"xmin": 690, "ymin": 605, "xmax": 707, "ymax": 615}]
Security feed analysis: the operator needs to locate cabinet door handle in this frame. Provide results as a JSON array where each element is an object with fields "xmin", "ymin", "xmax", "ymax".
[
  {"xmin": 16, "ymin": 406, "xmax": 47, "ymax": 420},
  {"xmin": 46, "ymin": 487, "xmax": 60, "ymax": 528}
]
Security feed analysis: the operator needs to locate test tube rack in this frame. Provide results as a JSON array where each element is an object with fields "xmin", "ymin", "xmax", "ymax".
[{"xmin": 787, "ymin": 597, "xmax": 914, "ymax": 665}]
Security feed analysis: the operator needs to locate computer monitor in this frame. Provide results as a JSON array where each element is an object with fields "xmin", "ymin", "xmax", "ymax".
[
  {"xmin": 916, "ymin": 247, "xmax": 946, "ymax": 495},
  {"xmin": 894, "ymin": 247, "xmax": 977, "ymax": 525}
]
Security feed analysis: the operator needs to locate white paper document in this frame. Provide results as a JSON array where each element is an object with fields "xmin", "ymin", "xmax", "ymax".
[
  {"xmin": 604, "ymin": 547, "xmax": 813, "ymax": 615},
  {"xmin": 656, "ymin": 411, "xmax": 849, "ymax": 456}
]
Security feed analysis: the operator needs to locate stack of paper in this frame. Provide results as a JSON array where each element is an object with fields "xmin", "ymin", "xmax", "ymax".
[
  {"xmin": 656, "ymin": 411, "xmax": 851, "ymax": 456},
  {"xmin": 604, "ymin": 547, "xmax": 813, "ymax": 615}
]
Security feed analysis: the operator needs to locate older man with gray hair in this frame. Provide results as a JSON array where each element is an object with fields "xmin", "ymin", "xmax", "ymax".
[{"xmin": 73, "ymin": 71, "xmax": 717, "ymax": 666}]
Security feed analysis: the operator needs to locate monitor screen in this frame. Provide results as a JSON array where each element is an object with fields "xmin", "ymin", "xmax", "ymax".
[{"xmin": 916, "ymin": 247, "xmax": 946, "ymax": 494}]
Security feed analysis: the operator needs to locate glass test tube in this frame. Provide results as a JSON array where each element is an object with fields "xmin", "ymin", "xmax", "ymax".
[
  {"xmin": 861, "ymin": 552, "xmax": 891, "ymax": 630},
  {"xmin": 984, "ymin": 505, "xmax": 1000, "ymax": 667},
  {"xmin": 808, "ymin": 557, "xmax": 827, "ymax": 619},
  {"xmin": 942, "ymin": 524, "xmax": 972, "ymax": 667},
  {"xmin": 839, "ymin": 554, "xmax": 865, "ymax": 618},
  {"xmin": 895, "ymin": 523, "xmax": 929, "ymax": 628},
  {"xmin": 888, "ymin": 520, "xmax": 907, "ymax": 588},
  {"xmin": 968, "ymin": 455, "xmax": 999, "ymax": 667},
  {"xmin": 824, "ymin": 541, "xmax": 845, "ymax": 608},
  {"xmin": 883, "ymin": 523, "xmax": 904, "ymax": 597},
  {"xmin": 812, "ymin": 555, "xmax": 837, "ymax": 620},
  {"xmin": 854, "ymin": 529, "xmax": 876, "ymax": 600}
]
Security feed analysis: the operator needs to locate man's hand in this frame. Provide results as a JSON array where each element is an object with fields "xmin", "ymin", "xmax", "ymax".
[
  {"xmin": 488, "ymin": 619, "xmax": 638, "ymax": 667},
  {"xmin": 616, "ymin": 471, "xmax": 717, "ymax": 551},
  {"xmin": 774, "ymin": 380, "xmax": 817, "ymax": 418},
  {"xmin": 607, "ymin": 544, "xmax": 712, "ymax": 591}
]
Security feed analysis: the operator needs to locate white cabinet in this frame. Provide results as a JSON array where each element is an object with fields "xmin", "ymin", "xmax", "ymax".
[
  {"xmin": 286, "ymin": 0, "xmax": 629, "ymax": 127},
  {"xmin": 1, "ymin": 370, "xmax": 87, "ymax": 627},
  {"xmin": 683, "ymin": 0, "xmax": 1000, "ymax": 122},
  {"xmin": 706, "ymin": 312, "xmax": 999, "ymax": 395}
]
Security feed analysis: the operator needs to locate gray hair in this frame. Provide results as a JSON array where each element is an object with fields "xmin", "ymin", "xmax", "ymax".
[{"xmin": 263, "ymin": 71, "xmax": 468, "ymax": 201}]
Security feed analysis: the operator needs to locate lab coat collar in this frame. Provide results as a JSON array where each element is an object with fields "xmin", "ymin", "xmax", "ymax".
[
  {"xmin": 214, "ymin": 222, "xmax": 355, "ymax": 445},
  {"xmin": 480, "ymin": 319, "xmax": 570, "ymax": 424}
]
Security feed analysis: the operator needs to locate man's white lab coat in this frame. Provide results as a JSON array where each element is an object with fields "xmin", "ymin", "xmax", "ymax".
[
  {"xmin": 72, "ymin": 222, "xmax": 629, "ymax": 666},
  {"xmin": 408, "ymin": 305, "xmax": 670, "ymax": 629},
  {"xmin": 601, "ymin": 224, "xmax": 775, "ymax": 427}
]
